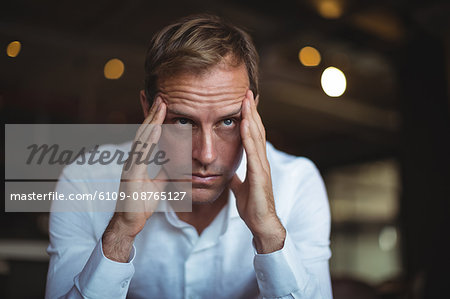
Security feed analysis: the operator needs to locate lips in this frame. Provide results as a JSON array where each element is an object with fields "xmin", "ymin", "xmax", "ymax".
[
  {"xmin": 191, "ymin": 173, "xmax": 221, "ymax": 185},
  {"xmin": 192, "ymin": 173, "xmax": 219, "ymax": 178}
]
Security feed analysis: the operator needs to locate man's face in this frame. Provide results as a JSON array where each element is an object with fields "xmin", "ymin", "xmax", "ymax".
[{"xmin": 157, "ymin": 62, "xmax": 249, "ymax": 203}]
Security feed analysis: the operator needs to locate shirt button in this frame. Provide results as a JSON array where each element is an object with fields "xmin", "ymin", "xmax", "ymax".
[
  {"xmin": 256, "ymin": 271, "xmax": 265, "ymax": 281},
  {"xmin": 121, "ymin": 280, "xmax": 129, "ymax": 288}
]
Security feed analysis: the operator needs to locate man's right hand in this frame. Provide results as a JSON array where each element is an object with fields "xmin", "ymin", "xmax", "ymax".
[{"xmin": 102, "ymin": 96, "xmax": 167, "ymax": 262}]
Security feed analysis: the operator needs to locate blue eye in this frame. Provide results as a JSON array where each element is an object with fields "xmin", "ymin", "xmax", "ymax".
[
  {"xmin": 176, "ymin": 118, "xmax": 190, "ymax": 125},
  {"xmin": 223, "ymin": 119, "xmax": 233, "ymax": 126}
]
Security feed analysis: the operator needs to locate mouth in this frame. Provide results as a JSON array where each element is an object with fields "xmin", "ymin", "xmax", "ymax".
[{"xmin": 190, "ymin": 173, "xmax": 222, "ymax": 186}]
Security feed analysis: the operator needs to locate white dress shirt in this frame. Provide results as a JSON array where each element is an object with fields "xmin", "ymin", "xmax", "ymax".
[{"xmin": 45, "ymin": 141, "xmax": 332, "ymax": 299}]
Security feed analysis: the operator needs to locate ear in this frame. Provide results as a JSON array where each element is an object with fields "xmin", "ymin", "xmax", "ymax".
[{"xmin": 140, "ymin": 90, "xmax": 150, "ymax": 118}]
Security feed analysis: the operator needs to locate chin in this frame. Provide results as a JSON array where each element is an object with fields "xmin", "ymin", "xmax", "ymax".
[{"xmin": 191, "ymin": 187, "xmax": 223, "ymax": 204}]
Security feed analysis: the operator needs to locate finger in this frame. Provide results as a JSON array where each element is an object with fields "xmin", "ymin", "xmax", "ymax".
[
  {"xmin": 135, "ymin": 96, "xmax": 162, "ymax": 139},
  {"xmin": 242, "ymin": 96, "xmax": 269, "ymax": 173},
  {"xmin": 135, "ymin": 124, "xmax": 163, "ymax": 176},
  {"xmin": 137, "ymin": 102, "xmax": 166, "ymax": 148},
  {"xmin": 247, "ymin": 90, "xmax": 265, "ymax": 138},
  {"xmin": 244, "ymin": 96, "xmax": 265, "ymax": 148},
  {"xmin": 143, "ymin": 96, "xmax": 163, "ymax": 124},
  {"xmin": 128, "ymin": 106, "xmax": 165, "ymax": 176},
  {"xmin": 240, "ymin": 118, "xmax": 264, "ymax": 176},
  {"xmin": 151, "ymin": 101, "xmax": 167, "ymax": 125},
  {"xmin": 245, "ymin": 92, "xmax": 270, "ymax": 172}
]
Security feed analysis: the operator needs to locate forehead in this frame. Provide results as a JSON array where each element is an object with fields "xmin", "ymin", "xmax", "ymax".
[{"xmin": 158, "ymin": 63, "xmax": 249, "ymax": 112}]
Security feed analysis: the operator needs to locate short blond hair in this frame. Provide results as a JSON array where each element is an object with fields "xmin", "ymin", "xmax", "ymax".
[{"xmin": 144, "ymin": 14, "xmax": 259, "ymax": 103}]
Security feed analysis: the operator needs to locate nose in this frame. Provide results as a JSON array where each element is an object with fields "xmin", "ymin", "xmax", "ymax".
[{"xmin": 192, "ymin": 127, "xmax": 217, "ymax": 167}]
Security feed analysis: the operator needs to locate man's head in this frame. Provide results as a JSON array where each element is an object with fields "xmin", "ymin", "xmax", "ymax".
[
  {"xmin": 143, "ymin": 14, "xmax": 259, "ymax": 105},
  {"xmin": 141, "ymin": 14, "xmax": 260, "ymax": 204}
]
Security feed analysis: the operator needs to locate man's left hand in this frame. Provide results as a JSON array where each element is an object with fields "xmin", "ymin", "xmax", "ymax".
[{"xmin": 230, "ymin": 90, "xmax": 286, "ymax": 254}]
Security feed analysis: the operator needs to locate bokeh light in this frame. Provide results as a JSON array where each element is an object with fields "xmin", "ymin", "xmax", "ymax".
[
  {"xmin": 6, "ymin": 41, "xmax": 21, "ymax": 58},
  {"xmin": 317, "ymin": 0, "xmax": 343, "ymax": 19},
  {"xmin": 104, "ymin": 58, "xmax": 125, "ymax": 79},
  {"xmin": 299, "ymin": 46, "xmax": 321, "ymax": 67},
  {"xmin": 321, "ymin": 66, "xmax": 347, "ymax": 97}
]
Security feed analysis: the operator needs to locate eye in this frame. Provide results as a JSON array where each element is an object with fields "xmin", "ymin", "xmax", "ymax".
[
  {"xmin": 175, "ymin": 118, "xmax": 191, "ymax": 125},
  {"xmin": 222, "ymin": 119, "xmax": 234, "ymax": 126}
]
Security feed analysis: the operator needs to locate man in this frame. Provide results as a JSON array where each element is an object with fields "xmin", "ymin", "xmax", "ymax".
[{"xmin": 46, "ymin": 14, "xmax": 332, "ymax": 298}]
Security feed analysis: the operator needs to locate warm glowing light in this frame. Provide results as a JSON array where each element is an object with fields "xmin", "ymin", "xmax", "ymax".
[
  {"xmin": 104, "ymin": 58, "xmax": 125, "ymax": 79},
  {"xmin": 299, "ymin": 46, "xmax": 321, "ymax": 67},
  {"xmin": 321, "ymin": 66, "xmax": 346, "ymax": 97},
  {"xmin": 317, "ymin": 0, "xmax": 343, "ymax": 19},
  {"xmin": 379, "ymin": 226, "xmax": 397, "ymax": 251},
  {"xmin": 6, "ymin": 41, "xmax": 21, "ymax": 57}
]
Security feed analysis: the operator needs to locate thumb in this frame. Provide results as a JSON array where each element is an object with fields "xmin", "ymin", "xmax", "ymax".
[{"xmin": 229, "ymin": 173, "xmax": 243, "ymax": 197}]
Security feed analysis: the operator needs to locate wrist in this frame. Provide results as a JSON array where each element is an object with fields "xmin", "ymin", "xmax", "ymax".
[
  {"xmin": 252, "ymin": 220, "xmax": 286, "ymax": 254},
  {"xmin": 113, "ymin": 212, "xmax": 146, "ymax": 238},
  {"xmin": 102, "ymin": 215, "xmax": 138, "ymax": 262}
]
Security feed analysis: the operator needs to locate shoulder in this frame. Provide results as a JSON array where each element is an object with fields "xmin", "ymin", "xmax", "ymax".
[
  {"xmin": 266, "ymin": 142, "xmax": 328, "ymax": 219},
  {"xmin": 266, "ymin": 141, "xmax": 322, "ymax": 185}
]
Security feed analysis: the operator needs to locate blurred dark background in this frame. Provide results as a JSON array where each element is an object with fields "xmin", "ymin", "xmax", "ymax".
[{"xmin": 1, "ymin": 0, "xmax": 449, "ymax": 298}]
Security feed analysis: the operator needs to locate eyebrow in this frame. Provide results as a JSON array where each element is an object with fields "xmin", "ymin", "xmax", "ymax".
[{"xmin": 167, "ymin": 106, "xmax": 242, "ymax": 120}]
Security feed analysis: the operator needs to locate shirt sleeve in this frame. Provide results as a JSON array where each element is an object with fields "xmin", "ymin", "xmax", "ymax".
[
  {"xmin": 45, "ymin": 165, "xmax": 136, "ymax": 299},
  {"xmin": 253, "ymin": 158, "xmax": 333, "ymax": 299}
]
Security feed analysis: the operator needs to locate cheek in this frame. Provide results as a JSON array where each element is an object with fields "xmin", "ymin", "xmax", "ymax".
[
  {"xmin": 216, "ymin": 134, "xmax": 243, "ymax": 174},
  {"xmin": 158, "ymin": 128, "xmax": 193, "ymax": 176},
  {"xmin": 215, "ymin": 124, "xmax": 242, "ymax": 144}
]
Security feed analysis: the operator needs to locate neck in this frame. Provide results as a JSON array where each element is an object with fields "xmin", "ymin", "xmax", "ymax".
[{"xmin": 176, "ymin": 188, "xmax": 229, "ymax": 235}]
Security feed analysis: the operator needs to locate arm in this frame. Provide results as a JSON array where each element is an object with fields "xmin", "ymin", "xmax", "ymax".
[
  {"xmin": 230, "ymin": 91, "xmax": 332, "ymax": 298},
  {"xmin": 46, "ymin": 96, "xmax": 167, "ymax": 298},
  {"xmin": 45, "ymin": 169, "xmax": 136, "ymax": 299},
  {"xmin": 253, "ymin": 159, "xmax": 332, "ymax": 298}
]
